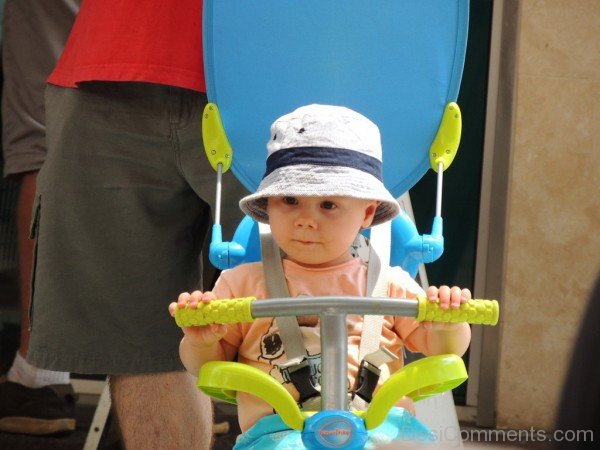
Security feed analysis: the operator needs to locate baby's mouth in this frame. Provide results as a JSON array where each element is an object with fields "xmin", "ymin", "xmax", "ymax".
[{"xmin": 293, "ymin": 239, "xmax": 318, "ymax": 245}]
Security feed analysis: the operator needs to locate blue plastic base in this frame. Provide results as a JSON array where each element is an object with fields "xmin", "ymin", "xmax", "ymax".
[
  {"xmin": 302, "ymin": 411, "xmax": 367, "ymax": 450},
  {"xmin": 233, "ymin": 407, "xmax": 436, "ymax": 449}
]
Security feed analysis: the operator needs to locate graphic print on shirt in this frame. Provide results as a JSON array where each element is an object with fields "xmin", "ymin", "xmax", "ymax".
[
  {"xmin": 258, "ymin": 319, "xmax": 284, "ymax": 362},
  {"xmin": 258, "ymin": 318, "xmax": 323, "ymax": 389}
]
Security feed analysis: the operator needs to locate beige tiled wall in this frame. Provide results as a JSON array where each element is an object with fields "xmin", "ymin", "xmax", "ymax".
[{"xmin": 495, "ymin": 0, "xmax": 600, "ymax": 430}]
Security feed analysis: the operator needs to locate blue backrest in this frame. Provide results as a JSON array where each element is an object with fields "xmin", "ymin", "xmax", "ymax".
[{"xmin": 203, "ymin": 1, "xmax": 469, "ymax": 272}]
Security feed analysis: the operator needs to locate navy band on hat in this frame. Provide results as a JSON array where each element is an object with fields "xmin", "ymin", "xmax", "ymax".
[{"xmin": 264, "ymin": 146, "xmax": 382, "ymax": 180}]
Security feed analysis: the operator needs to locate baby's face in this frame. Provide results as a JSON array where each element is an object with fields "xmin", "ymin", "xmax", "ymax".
[{"xmin": 267, "ymin": 196, "xmax": 379, "ymax": 268}]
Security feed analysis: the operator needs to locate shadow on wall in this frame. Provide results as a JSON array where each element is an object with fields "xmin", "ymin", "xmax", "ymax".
[{"xmin": 552, "ymin": 273, "xmax": 600, "ymax": 449}]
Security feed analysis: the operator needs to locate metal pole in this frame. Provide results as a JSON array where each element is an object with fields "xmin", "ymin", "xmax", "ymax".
[
  {"xmin": 251, "ymin": 297, "xmax": 419, "ymax": 318},
  {"xmin": 214, "ymin": 163, "xmax": 223, "ymax": 225},
  {"xmin": 320, "ymin": 312, "xmax": 348, "ymax": 410},
  {"xmin": 436, "ymin": 161, "xmax": 444, "ymax": 218}
]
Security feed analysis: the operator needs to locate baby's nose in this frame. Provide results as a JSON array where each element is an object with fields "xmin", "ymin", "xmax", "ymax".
[{"xmin": 294, "ymin": 211, "xmax": 318, "ymax": 228}]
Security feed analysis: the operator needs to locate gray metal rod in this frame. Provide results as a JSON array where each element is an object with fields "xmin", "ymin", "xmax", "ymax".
[
  {"xmin": 251, "ymin": 297, "xmax": 420, "ymax": 411},
  {"xmin": 251, "ymin": 296, "xmax": 419, "ymax": 319},
  {"xmin": 436, "ymin": 161, "xmax": 444, "ymax": 217},
  {"xmin": 214, "ymin": 163, "xmax": 223, "ymax": 225},
  {"xmin": 320, "ymin": 312, "xmax": 349, "ymax": 411}
]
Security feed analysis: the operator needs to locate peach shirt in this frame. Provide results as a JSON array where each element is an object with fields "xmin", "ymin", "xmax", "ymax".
[{"xmin": 213, "ymin": 257, "xmax": 424, "ymax": 432}]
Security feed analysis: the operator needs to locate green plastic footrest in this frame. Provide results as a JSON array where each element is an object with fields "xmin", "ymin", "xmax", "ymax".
[
  {"xmin": 197, "ymin": 361, "xmax": 306, "ymax": 431},
  {"xmin": 364, "ymin": 354, "xmax": 468, "ymax": 430}
]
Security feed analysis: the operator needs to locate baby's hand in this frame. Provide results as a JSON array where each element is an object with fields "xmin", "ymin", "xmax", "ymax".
[
  {"xmin": 168, "ymin": 290, "xmax": 227, "ymax": 347},
  {"xmin": 427, "ymin": 285, "xmax": 471, "ymax": 310},
  {"xmin": 421, "ymin": 285, "xmax": 471, "ymax": 331},
  {"xmin": 387, "ymin": 267, "xmax": 422, "ymax": 299}
]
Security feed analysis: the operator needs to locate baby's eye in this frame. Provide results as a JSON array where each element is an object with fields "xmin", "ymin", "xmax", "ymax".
[
  {"xmin": 321, "ymin": 201, "xmax": 337, "ymax": 210},
  {"xmin": 283, "ymin": 196, "xmax": 298, "ymax": 205}
]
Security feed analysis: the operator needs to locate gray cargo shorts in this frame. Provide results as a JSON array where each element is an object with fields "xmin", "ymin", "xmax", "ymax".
[{"xmin": 27, "ymin": 82, "xmax": 248, "ymax": 374}]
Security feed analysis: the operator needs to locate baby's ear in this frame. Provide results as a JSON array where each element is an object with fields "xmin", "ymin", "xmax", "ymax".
[{"xmin": 361, "ymin": 200, "xmax": 381, "ymax": 227}]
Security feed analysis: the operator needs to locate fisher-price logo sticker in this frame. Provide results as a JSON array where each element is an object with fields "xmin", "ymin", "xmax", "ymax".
[{"xmin": 317, "ymin": 418, "xmax": 353, "ymax": 447}]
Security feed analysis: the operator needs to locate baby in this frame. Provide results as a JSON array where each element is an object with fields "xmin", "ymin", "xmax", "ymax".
[{"xmin": 170, "ymin": 104, "xmax": 471, "ymax": 445}]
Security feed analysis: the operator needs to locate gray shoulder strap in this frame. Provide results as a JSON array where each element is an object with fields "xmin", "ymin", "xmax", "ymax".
[
  {"xmin": 258, "ymin": 223, "xmax": 306, "ymax": 362},
  {"xmin": 352, "ymin": 222, "xmax": 394, "ymax": 410},
  {"xmin": 359, "ymin": 221, "xmax": 392, "ymax": 360}
]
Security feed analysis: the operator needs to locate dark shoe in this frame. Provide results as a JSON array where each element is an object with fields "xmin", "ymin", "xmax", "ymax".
[{"xmin": 0, "ymin": 380, "xmax": 77, "ymax": 435}]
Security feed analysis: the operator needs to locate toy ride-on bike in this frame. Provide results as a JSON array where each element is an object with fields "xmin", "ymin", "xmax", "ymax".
[{"xmin": 174, "ymin": 294, "xmax": 498, "ymax": 449}]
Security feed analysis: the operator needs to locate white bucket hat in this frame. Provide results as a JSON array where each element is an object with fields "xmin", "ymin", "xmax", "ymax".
[{"xmin": 239, "ymin": 104, "xmax": 400, "ymax": 226}]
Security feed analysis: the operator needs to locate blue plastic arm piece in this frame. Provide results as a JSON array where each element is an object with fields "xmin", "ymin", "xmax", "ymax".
[
  {"xmin": 209, "ymin": 224, "xmax": 246, "ymax": 270},
  {"xmin": 389, "ymin": 213, "xmax": 444, "ymax": 276},
  {"xmin": 231, "ymin": 215, "xmax": 262, "ymax": 264},
  {"xmin": 420, "ymin": 216, "xmax": 444, "ymax": 264}
]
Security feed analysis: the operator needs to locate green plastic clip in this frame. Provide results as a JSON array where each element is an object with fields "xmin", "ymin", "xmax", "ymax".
[
  {"xmin": 429, "ymin": 102, "xmax": 462, "ymax": 172},
  {"xmin": 202, "ymin": 103, "xmax": 233, "ymax": 173}
]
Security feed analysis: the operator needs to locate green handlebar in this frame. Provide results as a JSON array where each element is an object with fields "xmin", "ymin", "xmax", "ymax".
[
  {"xmin": 174, "ymin": 296, "xmax": 499, "ymax": 327},
  {"xmin": 174, "ymin": 297, "xmax": 255, "ymax": 327},
  {"xmin": 417, "ymin": 296, "xmax": 499, "ymax": 325}
]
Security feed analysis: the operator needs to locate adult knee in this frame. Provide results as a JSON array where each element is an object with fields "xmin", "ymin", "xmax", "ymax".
[{"xmin": 110, "ymin": 372, "xmax": 213, "ymax": 449}]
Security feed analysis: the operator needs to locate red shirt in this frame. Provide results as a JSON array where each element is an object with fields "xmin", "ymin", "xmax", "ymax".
[{"xmin": 48, "ymin": 0, "xmax": 205, "ymax": 92}]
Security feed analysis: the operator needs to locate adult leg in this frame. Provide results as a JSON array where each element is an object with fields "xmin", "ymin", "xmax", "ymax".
[
  {"xmin": 111, "ymin": 372, "xmax": 213, "ymax": 449},
  {"xmin": 28, "ymin": 82, "xmax": 237, "ymax": 445},
  {"xmin": 2, "ymin": 0, "xmax": 79, "ymax": 365},
  {"xmin": 15, "ymin": 171, "xmax": 36, "ymax": 358},
  {"xmin": 5, "ymin": 171, "xmax": 72, "ymax": 388},
  {"xmin": 0, "ymin": 0, "xmax": 80, "ymax": 436}
]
